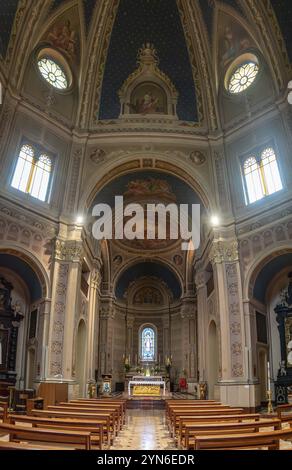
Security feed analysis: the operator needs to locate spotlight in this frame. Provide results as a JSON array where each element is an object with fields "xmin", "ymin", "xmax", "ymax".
[
  {"xmin": 210, "ymin": 215, "xmax": 220, "ymax": 227},
  {"xmin": 76, "ymin": 215, "xmax": 84, "ymax": 225}
]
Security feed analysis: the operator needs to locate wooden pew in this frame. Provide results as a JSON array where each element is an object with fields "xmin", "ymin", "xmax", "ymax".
[
  {"xmin": 57, "ymin": 402, "xmax": 123, "ymax": 431},
  {"xmin": 0, "ymin": 401, "xmax": 8, "ymax": 423},
  {"xmin": 0, "ymin": 423, "xmax": 92, "ymax": 450},
  {"xmin": 70, "ymin": 399, "xmax": 126, "ymax": 424},
  {"xmin": 277, "ymin": 404, "xmax": 292, "ymax": 423},
  {"xmin": 167, "ymin": 404, "xmax": 230, "ymax": 428},
  {"xmin": 177, "ymin": 413, "xmax": 260, "ymax": 447},
  {"xmin": 29, "ymin": 409, "xmax": 113, "ymax": 444},
  {"xmin": 183, "ymin": 418, "xmax": 282, "ymax": 449},
  {"xmin": 170, "ymin": 407, "xmax": 244, "ymax": 437},
  {"xmin": 8, "ymin": 414, "xmax": 104, "ymax": 449},
  {"xmin": 0, "ymin": 441, "xmax": 74, "ymax": 450},
  {"xmin": 46, "ymin": 405, "xmax": 119, "ymax": 436},
  {"xmin": 193, "ymin": 428, "xmax": 292, "ymax": 450}
]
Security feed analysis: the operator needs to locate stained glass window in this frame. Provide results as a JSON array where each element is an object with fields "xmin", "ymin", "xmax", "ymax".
[
  {"xmin": 38, "ymin": 57, "xmax": 68, "ymax": 90},
  {"xmin": 11, "ymin": 144, "xmax": 53, "ymax": 202},
  {"xmin": 141, "ymin": 327, "xmax": 155, "ymax": 361},
  {"xmin": 228, "ymin": 62, "xmax": 259, "ymax": 94},
  {"xmin": 243, "ymin": 146, "xmax": 283, "ymax": 204}
]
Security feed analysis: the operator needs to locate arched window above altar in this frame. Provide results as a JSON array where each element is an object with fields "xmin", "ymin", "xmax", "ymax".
[{"xmin": 141, "ymin": 326, "xmax": 156, "ymax": 362}]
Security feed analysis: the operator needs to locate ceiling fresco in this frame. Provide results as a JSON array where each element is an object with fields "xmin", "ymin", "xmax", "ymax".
[{"xmin": 99, "ymin": 0, "xmax": 198, "ymax": 122}]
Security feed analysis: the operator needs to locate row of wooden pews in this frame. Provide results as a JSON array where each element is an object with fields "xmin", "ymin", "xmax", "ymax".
[
  {"xmin": 166, "ymin": 399, "xmax": 292, "ymax": 450},
  {"xmin": 0, "ymin": 398, "xmax": 126, "ymax": 450}
]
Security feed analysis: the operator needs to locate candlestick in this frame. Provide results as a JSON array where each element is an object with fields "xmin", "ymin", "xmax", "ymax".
[{"xmin": 267, "ymin": 361, "xmax": 271, "ymax": 392}]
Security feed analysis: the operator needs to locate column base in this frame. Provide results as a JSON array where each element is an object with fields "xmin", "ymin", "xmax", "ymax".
[{"xmin": 217, "ymin": 382, "xmax": 257, "ymax": 409}]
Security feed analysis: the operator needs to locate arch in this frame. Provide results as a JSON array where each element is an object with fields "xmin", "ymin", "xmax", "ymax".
[
  {"xmin": 0, "ymin": 245, "xmax": 49, "ymax": 300},
  {"xmin": 76, "ymin": 319, "xmax": 87, "ymax": 397},
  {"xmin": 80, "ymin": 157, "xmax": 213, "ymax": 214},
  {"xmin": 139, "ymin": 323, "xmax": 158, "ymax": 363},
  {"xmin": 114, "ymin": 260, "xmax": 183, "ymax": 300},
  {"xmin": 243, "ymin": 245, "xmax": 292, "ymax": 301},
  {"xmin": 207, "ymin": 320, "xmax": 219, "ymax": 400}
]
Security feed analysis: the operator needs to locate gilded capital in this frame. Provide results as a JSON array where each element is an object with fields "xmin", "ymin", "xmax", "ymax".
[
  {"xmin": 209, "ymin": 240, "xmax": 239, "ymax": 264},
  {"xmin": 54, "ymin": 239, "xmax": 84, "ymax": 263}
]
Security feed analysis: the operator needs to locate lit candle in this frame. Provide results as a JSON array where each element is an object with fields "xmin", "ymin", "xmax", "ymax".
[{"xmin": 267, "ymin": 361, "xmax": 271, "ymax": 391}]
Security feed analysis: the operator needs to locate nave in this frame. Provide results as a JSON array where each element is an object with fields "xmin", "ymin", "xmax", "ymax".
[
  {"xmin": 111, "ymin": 410, "xmax": 175, "ymax": 450},
  {"xmin": 1, "ymin": 397, "xmax": 292, "ymax": 451}
]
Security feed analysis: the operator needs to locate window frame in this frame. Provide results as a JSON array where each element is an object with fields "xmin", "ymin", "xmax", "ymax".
[
  {"xmin": 241, "ymin": 141, "xmax": 284, "ymax": 205},
  {"xmin": 11, "ymin": 139, "xmax": 54, "ymax": 203}
]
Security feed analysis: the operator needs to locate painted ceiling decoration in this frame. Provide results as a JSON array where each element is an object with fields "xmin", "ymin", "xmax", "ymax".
[
  {"xmin": 270, "ymin": 0, "xmax": 292, "ymax": 62},
  {"xmin": 41, "ymin": 5, "xmax": 81, "ymax": 65},
  {"xmin": 90, "ymin": 171, "xmax": 205, "ymax": 209},
  {"xmin": 0, "ymin": 0, "xmax": 19, "ymax": 59},
  {"xmin": 99, "ymin": 0, "xmax": 198, "ymax": 122}
]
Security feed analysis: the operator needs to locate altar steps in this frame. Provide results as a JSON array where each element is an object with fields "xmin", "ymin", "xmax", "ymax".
[{"xmin": 126, "ymin": 398, "xmax": 165, "ymax": 410}]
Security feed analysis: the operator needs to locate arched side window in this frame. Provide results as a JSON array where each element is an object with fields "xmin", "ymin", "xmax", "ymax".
[
  {"xmin": 11, "ymin": 143, "xmax": 53, "ymax": 202},
  {"xmin": 242, "ymin": 145, "xmax": 283, "ymax": 204},
  {"xmin": 141, "ymin": 326, "xmax": 156, "ymax": 362}
]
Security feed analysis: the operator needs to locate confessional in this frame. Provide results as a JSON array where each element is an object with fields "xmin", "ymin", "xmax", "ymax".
[{"xmin": 0, "ymin": 277, "xmax": 24, "ymax": 399}]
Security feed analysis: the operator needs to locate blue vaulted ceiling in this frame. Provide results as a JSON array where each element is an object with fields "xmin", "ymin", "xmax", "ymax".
[
  {"xmin": 0, "ymin": 0, "xmax": 19, "ymax": 58},
  {"xmin": 99, "ymin": 0, "xmax": 198, "ymax": 122},
  {"xmin": 0, "ymin": 254, "xmax": 42, "ymax": 302},
  {"xmin": 115, "ymin": 261, "xmax": 182, "ymax": 299},
  {"xmin": 253, "ymin": 254, "xmax": 292, "ymax": 303}
]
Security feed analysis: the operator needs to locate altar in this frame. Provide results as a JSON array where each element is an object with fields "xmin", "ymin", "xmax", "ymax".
[{"xmin": 128, "ymin": 376, "xmax": 166, "ymax": 397}]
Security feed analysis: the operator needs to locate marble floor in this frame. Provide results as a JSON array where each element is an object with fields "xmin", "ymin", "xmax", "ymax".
[{"xmin": 111, "ymin": 410, "xmax": 176, "ymax": 450}]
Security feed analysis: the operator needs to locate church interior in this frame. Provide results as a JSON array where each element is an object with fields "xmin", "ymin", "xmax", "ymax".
[{"xmin": 0, "ymin": 0, "xmax": 292, "ymax": 452}]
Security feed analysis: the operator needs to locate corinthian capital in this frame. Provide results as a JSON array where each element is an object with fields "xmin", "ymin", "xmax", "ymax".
[
  {"xmin": 55, "ymin": 239, "xmax": 84, "ymax": 262},
  {"xmin": 209, "ymin": 240, "xmax": 239, "ymax": 264}
]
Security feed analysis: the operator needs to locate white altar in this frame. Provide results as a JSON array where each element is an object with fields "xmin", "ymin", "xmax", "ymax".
[{"xmin": 128, "ymin": 376, "xmax": 166, "ymax": 397}]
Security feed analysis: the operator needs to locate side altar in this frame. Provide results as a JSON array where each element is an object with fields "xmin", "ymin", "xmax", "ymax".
[{"xmin": 128, "ymin": 376, "xmax": 166, "ymax": 397}]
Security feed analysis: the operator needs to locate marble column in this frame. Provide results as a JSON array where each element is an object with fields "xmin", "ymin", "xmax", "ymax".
[
  {"xmin": 47, "ymin": 238, "xmax": 83, "ymax": 386},
  {"xmin": 86, "ymin": 262, "xmax": 102, "ymax": 383},
  {"xmin": 180, "ymin": 297, "xmax": 197, "ymax": 382},
  {"xmin": 209, "ymin": 237, "xmax": 255, "ymax": 407},
  {"xmin": 99, "ymin": 298, "xmax": 115, "ymax": 376},
  {"xmin": 38, "ymin": 298, "xmax": 51, "ymax": 381},
  {"xmin": 195, "ymin": 270, "xmax": 208, "ymax": 382}
]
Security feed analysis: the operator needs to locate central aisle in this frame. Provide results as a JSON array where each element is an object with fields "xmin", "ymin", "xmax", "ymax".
[{"xmin": 111, "ymin": 410, "xmax": 176, "ymax": 450}]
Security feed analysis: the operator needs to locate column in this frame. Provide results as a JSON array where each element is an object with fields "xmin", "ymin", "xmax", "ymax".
[
  {"xmin": 209, "ymin": 237, "xmax": 255, "ymax": 408},
  {"xmin": 180, "ymin": 297, "xmax": 197, "ymax": 383},
  {"xmin": 126, "ymin": 314, "xmax": 134, "ymax": 365},
  {"xmin": 47, "ymin": 237, "xmax": 83, "ymax": 384},
  {"xmin": 86, "ymin": 262, "xmax": 102, "ymax": 382},
  {"xmin": 195, "ymin": 270, "xmax": 208, "ymax": 382},
  {"xmin": 38, "ymin": 298, "xmax": 51, "ymax": 380}
]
